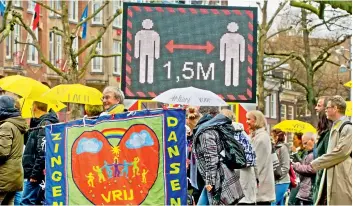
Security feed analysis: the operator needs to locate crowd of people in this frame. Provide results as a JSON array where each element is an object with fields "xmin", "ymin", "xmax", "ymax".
[
  {"xmin": 0, "ymin": 82, "xmax": 351, "ymax": 206},
  {"xmin": 185, "ymin": 95, "xmax": 351, "ymax": 205},
  {"xmin": 0, "ymin": 86, "xmax": 125, "ymax": 205}
]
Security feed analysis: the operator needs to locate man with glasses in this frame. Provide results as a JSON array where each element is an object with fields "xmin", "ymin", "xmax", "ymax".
[
  {"xmin": 292, "ymin": 132, "xmax": 316, "ymax": 205},
  {"xmin": 311, "ymin": 95, "xmax": 352, "ymax": 205},
  {"xmin": 101, "ymin": 86, "xmax": 126, "ymax": 115}
]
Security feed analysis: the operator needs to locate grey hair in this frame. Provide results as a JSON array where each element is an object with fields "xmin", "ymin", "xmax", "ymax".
[
  {"xmin": 328, "ymin": 95, "xmax": 346, "ymax": 114},
  {"xmin": 103, "ymin": 86, "xmax": 125, "ymax": 104},
  {"xmin": 303, "ymin": 132, "xmax": 316, "ymax": 141}
]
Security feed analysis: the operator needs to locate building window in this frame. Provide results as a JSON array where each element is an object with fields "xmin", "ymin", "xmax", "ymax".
[
  {"xmin": 48, "ymin": 32, "xmax": 63, "ymax": 69},
  {"xmin": 265, "ymin": 95, "xmax": 270, "ymax": 118},
  {"xmin": 49, "ymin": 1, "xmax": 61, "ymax": 17},
  {"xmin": 288, "ymin": 105, "xmax": 294, "ymax": 120},
  {"xmin": 13, "ymin": 0, "xmax": 21, "ymax": 7},
  {"xmin": 113, "ymin": 40, "xmax": 121, "ymax": 75},
  {"xmin": 69, "ymin": 0, "xmax": 78, "ymax": 22},
  {"xmin": 55, "ymin": 35, "xmax": 62, "ymax": 67},
  {"xmin": 72, "ymin": 37, "xmax": 79, "ymax": 65},
  {"xmin": 13, "ymin": 25, "xmax": 21, "ymax": 55},
  {"xmin": 112, "ymin": 0, "xmax": 123, "ymax": 28},
  {"xmin": 283, "ymin": 73, "xmax": 292, "ymax": 89},
  {"xmin": 270, "ymin": 93, "xmax": 277, "ymax": 119},
  {"xmin": 49, "ymin": 32, "xmax": 55, "ymax": 65},
  {"xmin": 281, "ymin": 105, "xmax": 287, "ymax": 120},
  {"xmin": 92, "ymin": 41, "xmax": 103, "ymax": 72},
  {"xmin": 305, "ymin": 107, "xmax": 311, "ymax": 117},
  {"xmin": 28, "ymin": 29, "xmax": 38, "ymax": 64},
  {"xmin": 5, "ymin": 35, "xmax": 12, "ymax": 59},
  {"xmin": 92, "ymin": 0, "xmax": 103, "ymax": 24},
  {"xmin": 28, "ymin": 0, "xmax": 35, "ymax": 12}
]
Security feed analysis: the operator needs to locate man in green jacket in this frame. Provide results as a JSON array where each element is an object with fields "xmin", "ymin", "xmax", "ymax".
[{"xmin": 0, "ymin": 95, "xmax": 27, "ymax": 205}]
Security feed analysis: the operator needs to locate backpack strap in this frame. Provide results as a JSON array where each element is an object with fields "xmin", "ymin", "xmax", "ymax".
[{"xmin": 338, "ymin": 121, "xmax": 352, "ymax": 157}]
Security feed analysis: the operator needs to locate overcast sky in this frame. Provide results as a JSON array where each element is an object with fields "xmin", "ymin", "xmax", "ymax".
[{"xmin": 228, "ymin": 0, "xmax": 352, "ymax": 39}]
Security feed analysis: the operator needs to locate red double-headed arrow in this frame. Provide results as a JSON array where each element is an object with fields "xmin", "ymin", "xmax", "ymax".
[{"xmin": 165, "ymin": 40, "xmax": 215, "ymax": 54}]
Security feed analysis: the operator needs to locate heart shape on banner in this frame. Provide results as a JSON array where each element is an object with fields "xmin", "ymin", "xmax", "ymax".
[{"xmin": 71, "ymin": 124, "xmax": 160, "ymax": 205}]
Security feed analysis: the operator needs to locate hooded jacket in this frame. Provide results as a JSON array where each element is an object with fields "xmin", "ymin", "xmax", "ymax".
[
  {"xmin": 0, "ymin": 115, "xmax": 27, "ymax": 192},
  {"xmin": 23, "ymin": 111, "xmax": 59, "ymax": 181}
]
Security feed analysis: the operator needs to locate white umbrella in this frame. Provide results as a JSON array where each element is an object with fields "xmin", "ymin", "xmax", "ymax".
[{"xmin": 152, "ymin": 87, "xmax": 228, "ymax": 106}]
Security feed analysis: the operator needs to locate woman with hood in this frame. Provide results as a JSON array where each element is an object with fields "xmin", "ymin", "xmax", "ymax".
[
  {"xmin": 271, "ymin": 129, "xmax": 291, "ymax": 206},
  {"xmin": 0, "ymin": 95, "xmax": 27, "ymax": 204}
]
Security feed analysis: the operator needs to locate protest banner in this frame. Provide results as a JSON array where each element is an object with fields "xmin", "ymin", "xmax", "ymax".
[{"xmin": 45, "ymin": 109, "xmax": 187, "ymax": 205}]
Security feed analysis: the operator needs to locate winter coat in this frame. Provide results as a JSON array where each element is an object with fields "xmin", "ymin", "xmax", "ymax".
[
  {"xmin": 193, "ymin": 114, "xmax": 244, "ymax": 205},
  {"xmin": 251, "ymin": 127, "xmax": 276, "ymax": 203},
  {"xmin": 312, "ymin": 129, "xmax": 330, "ymax": 204},
  {"xmin": 232, "ymin": 122, "xmax": 257, "ymax": 204},
  {"xmin": 311, "ymin": 116, "xmax": 352, "ymax": 205},
  {"xmin": 293, "ymin": 150, "xmax": 316, "ymax": 202},
  {"xmin": 23, "ymin": 111, "xmax": 59, "ymax": 181},
  {"xmin": 0, "ymin": 116, "xmax": 27, "ymax": 192},
  {"xmin": 274, "ymin": 143, "xmax": 291, "ymax": 184}
]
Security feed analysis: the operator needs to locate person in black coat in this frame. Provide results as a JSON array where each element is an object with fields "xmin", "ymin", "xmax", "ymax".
[{"xmin": 21, "ymin": 103, "xmax": 59, "ymax": 205}]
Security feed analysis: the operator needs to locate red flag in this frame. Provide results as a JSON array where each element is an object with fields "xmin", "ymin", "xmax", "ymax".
[{"xmin": 32, "ymin": 3, "xmax": 40, "ymax": 30}]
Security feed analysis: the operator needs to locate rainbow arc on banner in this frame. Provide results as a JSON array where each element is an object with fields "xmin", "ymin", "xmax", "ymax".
[{"xmin": 101, "ymin": 128, "xmax": 126, "ymax": 139}]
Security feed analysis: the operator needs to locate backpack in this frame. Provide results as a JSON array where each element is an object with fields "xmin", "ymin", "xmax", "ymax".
[
  {"xmin": 215, "ymin": 125, "xmax": 247, "ymax": 170},
  {"xmin": 272, "ymin": 144, "xmax": 281, "ymax": 179},
  {"xmin": 338, "ymin": 121, "xmax": 352, "ymax": 157},
  {"xmin": 233, "ymin": 130, "xmax": 256, "ymax": 167}
]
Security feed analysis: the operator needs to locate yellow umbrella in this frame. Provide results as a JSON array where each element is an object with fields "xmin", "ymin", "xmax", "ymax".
[
  {"xmin": 273, "ymin": 120, "xmax": 317, "ymax": 133},
  {"xmin": 346, "ymin": 101, "xmax": 352, "ymax": 117},
  {"xmin": 344, "ymin": 80, "xmax": 352, "ymax": 88},
  {"xmin": 19, "ymin": 98, "xmax": 67, "ymax": 118},
  {"xmin": 42, "ymin": 84, "xmax": 103, "ymax": 105},
  {"xmin": 0, "ymin": 75, "xmax": 49, "ymax": 99}
]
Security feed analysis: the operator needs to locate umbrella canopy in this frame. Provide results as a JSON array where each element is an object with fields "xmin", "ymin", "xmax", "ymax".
[
  {"xmin": 344, "ymin": 80, "xmax": 352, "ymax": 88},
  {"xmin": 273, "ymin": 120, "xmax": 317, "ymax": 134},
  {"xmin": 19, "ymin": 98, "xmax": 66, "ymax": 118},
  {"xmin": 152, "ymin": 86, "xmax": 228, "ymax": 106},
  {"xmin": 346, "ymin": 101, "xmax": 352, "ymax": 117},
  {"xmin": 0, "ymin": 75, "xmax": 49, "ymax": 99},
  {"xmin": 42, "ymin": 84, "xmax": 103, "ymax": 105}
]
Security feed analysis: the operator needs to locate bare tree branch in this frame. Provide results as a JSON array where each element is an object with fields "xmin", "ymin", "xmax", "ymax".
[
  {"xmin": 266, "ymin": 0, "xmax": 288, "ymax": 30},
  {"xmin": 267, "ymin": 74, "xmax": 309, "ymax": 93},
  {"xmin": 14, "ymin": 39, "xmax": 36, "ymax": 47},
  {"xmin": 33, "ymin": 0, "xmax": 62, "ymax": 16},
  {"xmin": 0, "ymin": 0, "xmax": 13, "ymax": 43},
  {"xmin": 78, "ymin": 41, "xmax": 99, "ymax": 79},
  {"xmin": 308, "ymin": 13, "xmax": 350, "ymax": 32},
  {"xmin": 50, "ymin": 26, "xmax": 64, "ymax": 36},
  {"xmin": 75, "ymin": 8, "xmax": 123, "ymax": 57},
  {"xmin": 0, "ymin": 0, "xmax": 12, "ymax": 33},
  {"xmin": 265, "ymin": 26, "xmax": 293, "ymax": 42},
  {"xmin": 313, "ymin": 53, "xmax": 331, "ymax": 72},
  {"xmin": 13, "ymin": 11, "xmax": 67, "ymax": 80},
  {"xmin": 312, "ymin": 35, "xmax": 351, "ymax": 66},
  {"xmin": 73, "ymin": 1, "xmax": 110, "ymax": 35},
  {"xmin": 290, "ymin": 1, "xmax": 319, "ymax": 16},
  {"xmin": 263, "ymin": 55, "xmax": 293, "ymax": 73},
  {"xmin": 265, "ymin": 51, "xmax": 306, "ymax": 66}
]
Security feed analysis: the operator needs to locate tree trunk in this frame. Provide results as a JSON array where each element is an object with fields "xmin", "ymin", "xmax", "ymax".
[
  {"xmin": 257, "ymin": 2, "xmax": 268, "ymax": 113},
  {"xmin": 301, "ymin": 9, "xmax": 317, "ymax": 126}
]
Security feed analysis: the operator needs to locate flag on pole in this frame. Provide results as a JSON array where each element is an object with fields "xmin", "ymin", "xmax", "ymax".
[
  {"xmin": 32, "ymin": 3, "xmax": 40, "ymax": 30},
  {"xmin": 80, "ymin": 4, "xmax": 88, "ymax": 39},
  {"xmin": 0, "ymin": 0, "xmax": 6, "ymax": 16}
]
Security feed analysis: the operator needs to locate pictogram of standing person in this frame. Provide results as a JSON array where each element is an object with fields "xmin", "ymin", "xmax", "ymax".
[
  {"xmin": 134, "ymin": 19, "xmax": 160, "ymax": 84},
  {"xmin": 220, "ymin": 22, "xmax": 245, "ymax": 87}
]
